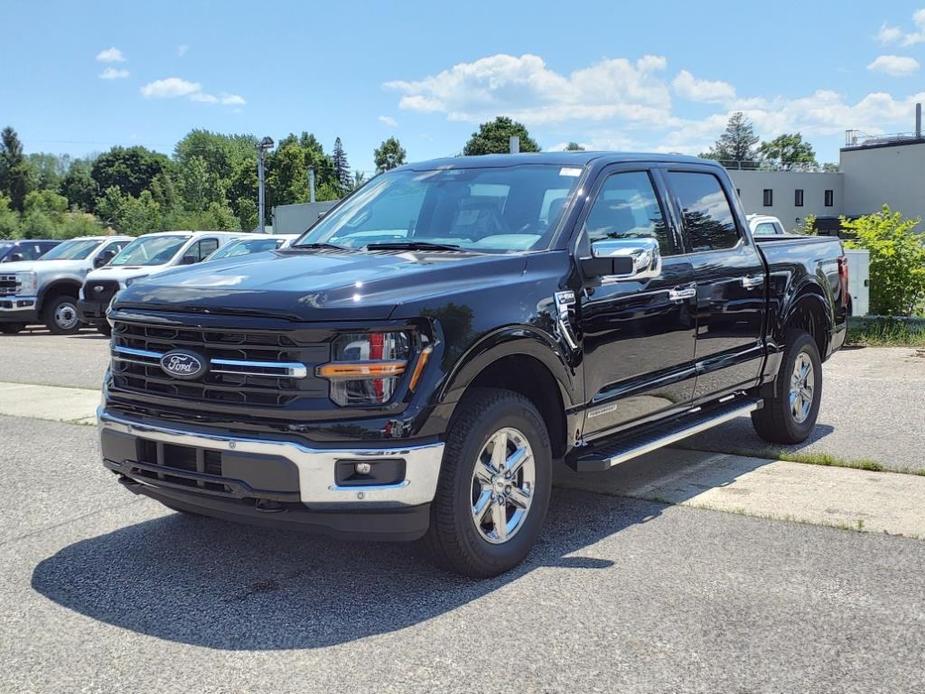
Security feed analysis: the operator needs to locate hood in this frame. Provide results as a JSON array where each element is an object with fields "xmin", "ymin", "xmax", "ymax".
[
  {"xmin": 0, "ymin": 259, "xmax": 85, "ymax": 274},
  {"xmin": 85, "ymin": 264, "xmax": 171, "ymax": 283},
  {"xmin": 114, "ymin": 249, "xmax": 527, "ymax": 321}
]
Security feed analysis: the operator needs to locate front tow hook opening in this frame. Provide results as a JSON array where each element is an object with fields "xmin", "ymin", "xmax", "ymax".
[{"xmin": 254, "ymin": 499, "xmax": 285, "ymax": 513}]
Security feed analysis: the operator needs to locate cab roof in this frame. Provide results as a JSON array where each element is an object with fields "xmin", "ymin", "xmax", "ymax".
[{"xmin": 399, "ymin": 151, "xmax": 711, "ymax": 171}]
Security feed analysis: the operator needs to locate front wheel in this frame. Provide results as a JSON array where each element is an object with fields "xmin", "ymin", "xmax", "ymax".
[
  {"xmin": 752, "ymin": 329, "xmax": 822, "ymax": 444},
  {"xmin": 43, "ymin": 295, "xmax": 81, "ymax": 335},
  {"xmin": 424, "ymin": 388, "xmax": 552, "ymax": 578}
]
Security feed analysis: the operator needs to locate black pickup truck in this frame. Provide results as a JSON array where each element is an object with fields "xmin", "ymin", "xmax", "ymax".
[{"xmin": 98, "ymin": 153, "xmax": 847, "ymax": 577}]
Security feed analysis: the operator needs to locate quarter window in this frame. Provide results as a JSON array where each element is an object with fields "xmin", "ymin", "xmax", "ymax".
[
  {"xmin": 582, "ymin": 171, "xmax": 673, "ymax": 255},
  {"xmin": 667, "ymin": 171, "xmax": 741, "ymax": 252}
]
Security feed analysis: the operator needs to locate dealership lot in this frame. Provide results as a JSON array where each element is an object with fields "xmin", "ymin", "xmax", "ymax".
[{"xmin": 1, "ymin": 333, "xmax": 925, "ymax": 692}]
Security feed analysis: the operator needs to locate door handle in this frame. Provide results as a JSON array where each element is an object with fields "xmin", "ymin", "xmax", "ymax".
[
  {"xmin": 668, "ymin": 284, "xmax": 697, "ymax": 302},
  {"xmin": 741, "ymin": 275, "xmax": 765, "ymax": 290}
]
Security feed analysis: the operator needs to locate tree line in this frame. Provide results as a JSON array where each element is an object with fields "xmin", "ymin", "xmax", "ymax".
[
  {"xmin": 0, "ymin": 127, "xmax": 408, "ymax": 239},
  {"xmin": 0, "ymin": 113, "xmax": 826, "ymax": 240}
]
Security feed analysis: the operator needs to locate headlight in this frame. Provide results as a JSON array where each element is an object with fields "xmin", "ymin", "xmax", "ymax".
[
  {"xmin": 317, "ymin": 332, "xmax": 411, "ymax": 406},
  {"xmin": 124, "ymin": 275, "xmax": 148, "ymax": 287},
  {"xmin": 16, "ymin": 272, "xmax": 37, "ymax": 295}
]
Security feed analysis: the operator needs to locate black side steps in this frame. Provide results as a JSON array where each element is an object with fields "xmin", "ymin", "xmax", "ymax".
[{"xmin": 568, "ymin": 397, "xmax": 762, "ymax": 473}]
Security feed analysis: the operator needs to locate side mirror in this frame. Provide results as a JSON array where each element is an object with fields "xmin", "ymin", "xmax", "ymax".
[
  {"xmin": 581, "ymin": 237, "xmax": 662, "ymax": 280},
  {"xmin": 94, "ymin": 249, "xmax": 116, "ymax": 268},
  {"xmin": 179, "ymin": 254, "xmax": 197, "ymax": 265}
]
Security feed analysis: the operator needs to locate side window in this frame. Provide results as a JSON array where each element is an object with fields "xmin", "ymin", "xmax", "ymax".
[
  {"xmin": 188, "ymin": 238, "xmax": 219, "ymax": 262},
  {"xmin": 753, "ymin": 222, "xmax": 777, "ymax": 236},
  {"xmin": 581, "ymin": 171, "xmax": 673, "ymax": 255},
  {"xmin": 667, "ymin": 171, "xmax": 741, "ymax": 252},
  {"xmin": 19, "ymin": 244, "xmax": 42, "ymax": 260},
  {"xmin": 100, "ymin": 241, "xmax": 126, "ymax": 257}
]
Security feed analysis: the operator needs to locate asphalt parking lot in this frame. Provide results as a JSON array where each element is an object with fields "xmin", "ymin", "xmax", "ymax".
[{"xmin": 1, "ymin": 332, "xmax": 924, "ymax": 692}]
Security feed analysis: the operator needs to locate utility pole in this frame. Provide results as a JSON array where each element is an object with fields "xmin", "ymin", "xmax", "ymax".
[
  {"xmin": 256, "ymin": 136, "xmax": 274, "ymax": 233},
  {"xmin": 509, "ymin": 135, "xmax": 520, "ymax": 154},
  {"xmin": 308, "ymin": 167, "xmax": 316, "ymax": 203}
]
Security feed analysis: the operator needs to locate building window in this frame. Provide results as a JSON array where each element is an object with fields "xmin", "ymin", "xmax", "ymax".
[
  {"xmin": 763, "ymin": 189, "xmax": 773, "ymax": 207},
  {"xmin": 795, "ymin": 189, "xmax": 804, "ymax": 207},
  {"xmin": 824, "ymin": 189, "xmax": 834, "ymax": 207}
]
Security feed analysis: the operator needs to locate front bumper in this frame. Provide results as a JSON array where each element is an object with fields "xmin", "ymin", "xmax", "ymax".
[
  {"xmin": 0, "ymin": 296, "xmax": 38, "ymax": 322},
  {"xmin": 78, "ymin": 298, "xmax": 107, "ymax": 322},
  {"xmin": 98, "ymin": 408, "xmax": 444, "ymax": 541}
]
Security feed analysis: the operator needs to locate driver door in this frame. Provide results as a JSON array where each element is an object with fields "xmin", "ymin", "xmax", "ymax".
[{"xmin": 577, "ymin": 166, "xmax": 698, "ymax": 437}]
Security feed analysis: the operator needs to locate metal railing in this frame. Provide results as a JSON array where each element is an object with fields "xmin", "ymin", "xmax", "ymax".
[{"xmin": 844, "ymin": 129, "xmax": 924, "ymax": 147}]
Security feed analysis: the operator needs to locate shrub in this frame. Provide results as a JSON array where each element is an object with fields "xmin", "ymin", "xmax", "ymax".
[{"xmin": 842, "ymin": 205, "xmax": 925, "ymax": 316}]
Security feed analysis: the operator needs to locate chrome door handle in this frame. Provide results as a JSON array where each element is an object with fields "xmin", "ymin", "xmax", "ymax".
[
  {"xmin": 741, "ymin": 275, "xmax": 764, "ymax": 290},
  {"xmin": 668, "ymin": 284, "xmax": 697, "ymax": 302}
]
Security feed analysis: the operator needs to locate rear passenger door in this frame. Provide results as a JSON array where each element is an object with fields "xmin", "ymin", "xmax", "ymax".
[
  {"xmin": 576, "ymin": 166, "xmax": 698, "ymax": 436},
  {"xmin": 664, "ymin": 168, "xmax": 766, "ymax": 401}
]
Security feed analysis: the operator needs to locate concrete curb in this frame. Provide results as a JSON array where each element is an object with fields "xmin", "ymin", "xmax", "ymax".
[
  {"xmin": 0, "ymin": 382, "xmax": 99, "ymax": 425},
  {"xmin": 555, "ymin": 447, "xmax": 925, "ymax": 540}
]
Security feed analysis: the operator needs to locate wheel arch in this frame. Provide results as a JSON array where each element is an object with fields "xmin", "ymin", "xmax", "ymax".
[
  {"xmin": 37, "ymin": 278, "xmax": 82, "ymax": 312},
  {"xmin": 782, "ymin": 284, "xmax": 832, "ymax": 359}
]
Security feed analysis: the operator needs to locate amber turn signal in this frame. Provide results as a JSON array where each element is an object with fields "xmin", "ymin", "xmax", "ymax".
[
  {"xmin": 408, "ymin": 346, "xmax": 433, "ymax": 391},
  {"xmin": 316, "ymin": 360, "xmax": 407, "ymax": 380}
]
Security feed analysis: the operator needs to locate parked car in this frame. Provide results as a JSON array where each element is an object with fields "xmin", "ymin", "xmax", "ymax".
[
  {"xmin": 98, "ymin": 153, "xmax": 848, "ymax": 577},
  {"xmin": 0, "ymin": 239, "xmax": 60, "ymax": 263},
  {"xmin": 79, "ymin": 231, "xmax": 242, "ymax": 335},
  {"xmin": 204, "ymin": 234, "xmax": 299, "ymax": 261},
  {"xmin": 747, "ymin": 214, "xmax": 787, "ymax": 236},
  {"xmin": 0, "ymin": 235, "xmax": 131, "ymax": 334}
]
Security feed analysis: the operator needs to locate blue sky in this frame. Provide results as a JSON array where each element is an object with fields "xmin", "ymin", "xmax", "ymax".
[{"xmin": 3, "ymin": 0, "xmax": 925, "ymax": 172}]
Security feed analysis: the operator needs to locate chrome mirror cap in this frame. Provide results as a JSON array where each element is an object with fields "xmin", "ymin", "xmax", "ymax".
[{"xmin": 587, "ymin": 237, "xmax": 662, "ymax": 281}]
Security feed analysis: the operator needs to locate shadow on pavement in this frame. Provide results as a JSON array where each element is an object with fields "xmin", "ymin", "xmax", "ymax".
[
  {"xmin": 31, "ymin": 451, "xmax": 775, "ymax": 651},
  {"xmin": 679, "ymin": 420, "xmax": 835, "ymax": 457}
]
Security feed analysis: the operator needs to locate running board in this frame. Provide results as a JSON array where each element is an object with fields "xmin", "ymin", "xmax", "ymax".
[{"xmin": 569, "ymin": 397, "xmax": 761, "ymax": 473}]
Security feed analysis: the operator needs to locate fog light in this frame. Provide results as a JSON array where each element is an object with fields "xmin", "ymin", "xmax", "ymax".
[{"xmin": 355, "ymin": 462, "xmax": 372, "ymax": 475}]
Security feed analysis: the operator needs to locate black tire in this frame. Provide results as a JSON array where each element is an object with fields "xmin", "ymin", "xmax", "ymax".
[
  {"xmin": 752, "ymin": 329, "xmax": 822, "ymax": 444},
  {"xmin": 423, "ymin": 388, "xmax": 552, "ymax": 578},
  {"xmin": 43, "ymin": 294, "xmax": 81, "ymax": 335},
  {"xmin": 0, "ymin": 322, "xmax": 26, "ymax": 334},
  {"xmin": 95, "ymin": 321, "xmax": 112, "ymax": 337}
]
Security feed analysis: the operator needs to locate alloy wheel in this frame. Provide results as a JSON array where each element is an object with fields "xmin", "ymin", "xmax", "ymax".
[
  {"xmin": 789, "ymin": 351, "xmax": 815, "ymax": 424},
  {"xmin": 470, "ymin": 427, "xmax": 536, "ymax": 544}
]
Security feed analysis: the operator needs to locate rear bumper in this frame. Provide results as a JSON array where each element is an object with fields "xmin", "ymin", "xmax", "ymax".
[
  {"xmin": 98, "ymin": 408, "xmax": 444, "ymax": 541},
  {"xmin": 0, "ymin": 296, "xmax": 38, "ymax": 322}
]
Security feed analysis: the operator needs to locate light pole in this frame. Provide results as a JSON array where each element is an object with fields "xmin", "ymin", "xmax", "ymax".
[{"xmin": 256, "ymin": 136, "xmax": 274, "ymax": 233}]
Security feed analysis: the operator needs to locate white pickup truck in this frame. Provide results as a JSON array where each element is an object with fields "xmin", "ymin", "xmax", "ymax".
[
  {"xmin": 0, "ymin": 235, "xmax": 132, "ymax": 334},
  {"xmin": 79, "ymin": 231, "xmax": 242, "ymax": 335}
]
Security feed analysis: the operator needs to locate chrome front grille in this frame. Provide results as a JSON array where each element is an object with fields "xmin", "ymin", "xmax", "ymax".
[
  {"xmin": 0, "ymin": 274, "xmax": 18, "ymax": 297},
  {"xmin": 109, "ymin": 319, "xmax": 329, "ymax": 408}
]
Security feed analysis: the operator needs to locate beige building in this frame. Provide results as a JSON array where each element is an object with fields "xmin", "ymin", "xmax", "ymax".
[{"xmin": 728, "ymin": 105, "xmax": 925, "ymax": 231}]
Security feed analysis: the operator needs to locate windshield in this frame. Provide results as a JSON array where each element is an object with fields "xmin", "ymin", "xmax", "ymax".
[
  {"xmin": 208, "ymin": 237, "xmax": 282, "ymax": 260},
  {"xmin": 297, "ymin": 165, "xmax": 583, "ymax": 253},
  {"xmin": 110, "ymin": 235, "xmax": 190, "ymax": 266},
  {"xmin": 40, "ymin": 239, "xmax": 101, "ymax": 261}
]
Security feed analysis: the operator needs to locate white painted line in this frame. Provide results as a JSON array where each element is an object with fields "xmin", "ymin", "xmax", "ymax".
[
  {"xmin": 555, "ymin": 448, "xmax": 925, "ymax": 540},
  {"xmin": 0, "ymin": 382, "xmax": 99, "ymax": 424}
]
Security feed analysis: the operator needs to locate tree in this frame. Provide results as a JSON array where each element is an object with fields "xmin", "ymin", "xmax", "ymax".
[
  {"xmin": 701, "ymin": 112, "xmax": 759, "ymax": 163},
  {"xmin": 565, "ymin": 142, "xmax": 585, "ymax": 151},
  {"xmin": 463, "ymin": 117, "xmax": 540, "ymax": 156},
  {"xmin": 332, "ymin": 137, "xmax": 351, "ymax": 194},
  {"xmin": 28, "ymin": 153, "xmax": 69, "ymax": 191},
  {"xmin": 0, "ymin": 196, "xmax": 19, "ymax": 238},
  {"xmin": 0, "ymin": 127, "xmax": 34, "ymax": 211},
  {"xmin": 758, "ymin": 133, "xmax": 817, "ymax": 168},
  {"xmin": 60, "ymin": 159, "xmax": 98, "ymax": 211},
  {"xmin": 842, "ymin": 205, "xmax": 925, "ymax": 316},
  {"xmin": 178, "ymin": 155, "xmax": 226, "ymax": 210},
  {"xmin": 353, "ymin": 171, "xmax": 367, "ymax": 190},
  {"xmin": 91, "ymin": 146, "xmax": 171, "ymax": 199},
  {"xmin": 235, "ymin": 197, "xmax": 258, "ymax": 231},
  {"xmin": 374, "ymin": 137, "xmax": 406, "ymax": 172}
]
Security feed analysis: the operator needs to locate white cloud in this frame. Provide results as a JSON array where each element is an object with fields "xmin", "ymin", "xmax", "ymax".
[
  {"xmin": 875, "ymin": 9, "xmax": 925, "ymax": 45},
  {"xmin": 672, "ymin": 70, "xmax": 736, "ymax": 103},
  {"xmin": 141, "ymin": 77, "xmax": 202, "ymax": 98},
  {"xmin": 99, "ymin": 67, "xmax": 129, "ymax": 80},
  {"xmin": 384, "ymin": 53, "xmax": 672, "ymax": 125},
  {"xmin": 96, "ymin": 47, "xmax": 125, "ymax": 63},
  {"xmin": 177, "ymin": 44, "xmax": 189, "ymax": 57},
  {"xmin": 867, "ymin": 55, "xmax": 920, "ymax": 76},
  {"xmin": 378, "ymin": 115, "xmax": 398, "ymax": 127},
  {"xmin": 140, "ymin": 78, "xmax": 245, "ymax": 106}
]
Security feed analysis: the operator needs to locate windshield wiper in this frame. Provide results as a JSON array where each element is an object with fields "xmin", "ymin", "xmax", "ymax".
[
  {"xmin": 290, "ymin": 242, "xmax": 348, "ymax": 251},
  {"xmin": 365, "ymin": 241, "xmax": 463, "ymax": 251}
]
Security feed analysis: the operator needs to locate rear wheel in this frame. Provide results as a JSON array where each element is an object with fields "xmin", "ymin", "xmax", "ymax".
[
  {"xmin": 752, "ymin": 329, "xmax": 822, "ymax": 444},
  {"xmin": 424, "ymin": 388, "xmax": 552, "ymax": 578},
  {"xmin": 0, "ymin": 322, "xmax": 26, "ymax": 334},
  {"xmin": 43, "ymin": 295, "xmax": 81, "ymax": 335}
]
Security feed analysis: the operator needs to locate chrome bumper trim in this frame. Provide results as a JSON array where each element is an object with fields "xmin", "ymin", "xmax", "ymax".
[
  {"xmin": 97, "ymin": 408, "xmax": 444, "ymax": 507},
  {"xmin": 0, "ymin": 296, "xmax": 36, "ymax": 311},
  {"xmin": 111, "ymin": 345, "xmax": 309, "ymax": 379}
]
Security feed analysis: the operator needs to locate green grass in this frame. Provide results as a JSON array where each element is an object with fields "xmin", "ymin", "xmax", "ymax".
[
  {"xmin": 775, "ymin": 450, "xmax": 885, "ymax": 472},
  {"xmin": 846, "ymin": 316, "xmax": 925, "ymax": 348}
]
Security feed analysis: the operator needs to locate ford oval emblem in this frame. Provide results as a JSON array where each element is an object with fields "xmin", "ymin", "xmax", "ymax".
[{"xmin": 159, "ymin": 350, "xmax": 207, "ymax": 380}]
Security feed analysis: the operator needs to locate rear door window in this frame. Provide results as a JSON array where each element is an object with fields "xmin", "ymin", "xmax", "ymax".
[{"xmin": 667, "ymin": 171, "xmax": 741, "ymax": 252}]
